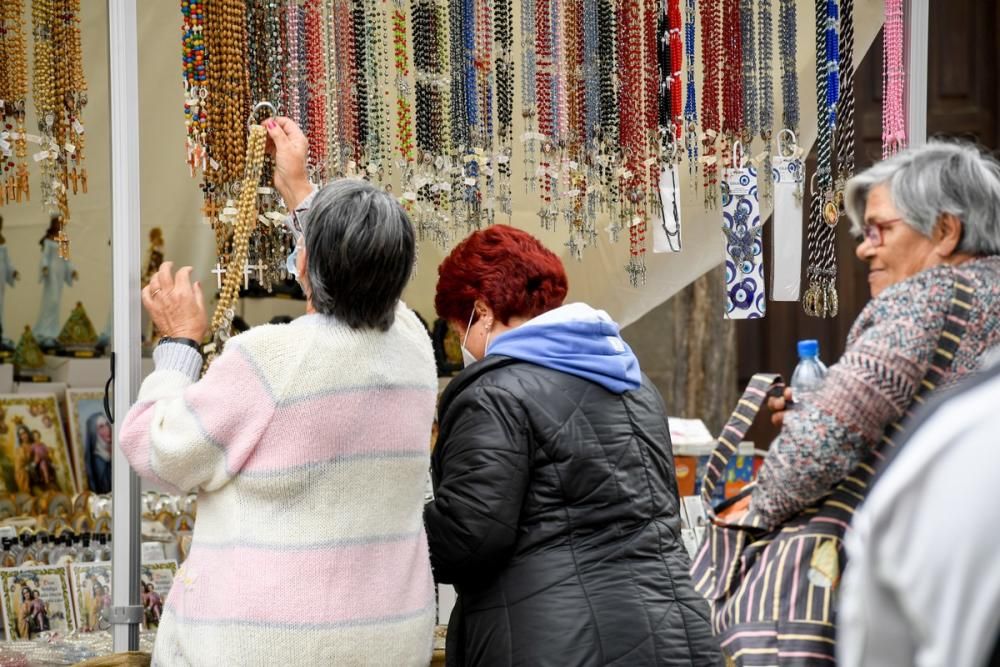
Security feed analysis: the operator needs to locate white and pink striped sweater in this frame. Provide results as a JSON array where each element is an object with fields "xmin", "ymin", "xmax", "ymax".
[{"xmin": 119, "ymin": 306, "xmax": 438, "ymax": 666}]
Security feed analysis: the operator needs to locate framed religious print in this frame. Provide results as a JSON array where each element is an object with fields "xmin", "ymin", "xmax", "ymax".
[
  {"xmin": 0, "ymin": 395, "xmax": 77, "ymax": 495},
  {"xmin": 70, "ymin": 562, "xmax": 112, "ymax": 633},
  {"xmin": 140, "ymin": 560, "xmax": 177, "ymax": 629},
  {"xmin": 66, "ymin": 389, "xmax": 112, "ymax": 494},
  {"xmin": 0, "ymin": 565, "xmax": 76, "ymax": 640}
]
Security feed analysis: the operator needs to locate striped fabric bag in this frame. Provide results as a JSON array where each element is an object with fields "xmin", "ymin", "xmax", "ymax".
[{"xmin": 690, "ymin": 276, "xmax": 973, "ymax": 665}]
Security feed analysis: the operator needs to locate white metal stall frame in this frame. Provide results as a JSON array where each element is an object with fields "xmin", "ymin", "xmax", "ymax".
[
  {"xmin": 104, "ymin": 0, "xmax": 932, "ymax": 653},
  {"xmin": 108, "ymin": 0, "xmax": 143, "ymax": 652}
]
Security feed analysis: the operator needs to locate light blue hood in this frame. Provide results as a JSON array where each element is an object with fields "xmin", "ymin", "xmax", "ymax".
[{"xmin": 486, "ymin": 303, "xmax": 641, "ymax": 394}]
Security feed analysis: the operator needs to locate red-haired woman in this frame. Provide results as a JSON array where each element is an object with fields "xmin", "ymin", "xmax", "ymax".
[{"xmin": 425, "ymin": 225, "xmax": 719, "ymax": 666}]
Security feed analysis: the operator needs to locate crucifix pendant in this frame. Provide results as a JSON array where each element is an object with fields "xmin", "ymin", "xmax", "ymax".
[
  {"xmin": 211, "ymin": 263, "xmax": 226, "ymax": 289},
  {"xmin": 625, "ymin": 256, "xmax": 646, "ymax": 288}
]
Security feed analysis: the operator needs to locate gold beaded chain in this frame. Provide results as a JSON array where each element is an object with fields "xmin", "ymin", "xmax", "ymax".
[
  {"xmin": 1, "ymin": 0, "xmax": 30, "ymax": 206},
  {"xmin": 32, "ymin": 0, "xmax": 59, "ymax": 215},
  {"xmin": 205, "ymin": 122, "xmax": 268, "ymax": 365},
  {"xmin": 63, "ymin": 0, "xmax": 88, "ymax": 196},
  {"xmin": 29, "ymin": 0, "xmax": 87, "ymax": 257}
]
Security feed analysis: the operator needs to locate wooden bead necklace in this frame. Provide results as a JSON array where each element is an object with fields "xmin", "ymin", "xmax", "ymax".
[
  {"xmin": 700, "ymin": 0, "xmax": 722, "ymax": 208},
  {"xmin": 304, "ymin": 0, "xmax": 328, "ymax": 176},
  {"xmin": 207, "ymin": 121, "xmax": 268, "ymax": 362},
  {"xmin": 0, "ymin": 0, "xmax": 30, "ymax": 205}
]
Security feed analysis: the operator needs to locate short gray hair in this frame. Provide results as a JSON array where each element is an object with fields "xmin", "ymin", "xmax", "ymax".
[
  {"xmin": 304, "ymin": 178, "xmax": 415, "ymax": 331},
  {"xmin": 844, "ymin": 140, "xmax": 1000, "ymax": 256}
]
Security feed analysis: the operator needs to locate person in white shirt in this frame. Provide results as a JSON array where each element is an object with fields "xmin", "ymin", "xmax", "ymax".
[{"xmin": 839, "ymin": 352, "xmax": 1000, "ymax": 667}]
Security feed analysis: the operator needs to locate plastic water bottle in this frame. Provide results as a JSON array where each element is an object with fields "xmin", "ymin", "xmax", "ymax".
[{"xmin": 790, "ymin": 339, "xmax": 828, "ymax": 397}]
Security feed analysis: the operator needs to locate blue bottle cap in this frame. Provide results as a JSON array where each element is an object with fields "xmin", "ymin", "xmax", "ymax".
[{"xmin": 797, "ymin": 339, "xmax": 819, "ymax": 359}]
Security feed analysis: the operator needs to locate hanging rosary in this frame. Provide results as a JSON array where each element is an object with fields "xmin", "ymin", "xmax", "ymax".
[
  {"xmin": 719, "ymin": 0, "xmax": 744, "ymax": 171},
  {"xmin": 0, "ymin": 0, "xmax": 30, "ymax": 206},
  {"xmin": 770, "ymin": 0, "xmax": 805, "ymax": 302},
  {"xmin": 205, "ymin": 105, "xmax": 269, "ymax": 365},
  {"xmin": 803, "ymin": 0, "xmax": 839, "ymax": 318},
  {"xmin": 494, "ymin": 0, "xmax": 514, "ymax": 217},
  {"xmin": 756, "ymin": 0, "xmax": 774, "ymax": 205},
  {"xmin": 834, "ymin": 0, "xmax": 856, "ymax": 216},
  {"xmin": 305, "ymin": 0, "xmax": 329, "ymax": 179},
  {"xmin": 322, "ymin": 0, "xmax": 341, "ymax": 178},
  {"xmin": 181, "ymin": 0, "xmax": 208, "ymax": 175},
  {"xmin": 246, "ymin": 0, "xmax": 294, "ymax": 293},
  {"xmin": 699, "ymin": 0, "xmax": 722, "ymax": 209},
  {"xmin": 739, "ymin": 0, "xmax": 757, "ymax": 152},
  {"xmin": 778, "ymin": 0, "xmax": 800, "ymax": 152},
  {"xmin": 31, "ymin": 0, "xmax": 88, "ymax": 258},
  {"xmin": 682, "ymin": 0, "xmax": 698, "ymax": 185},
  {"xmin": 654, "ymin": 0, "xmax": 683, "ymax": 254},
  {"xmin": 883, "ymin": 0, "xmax": 905, "ymax": 157},
  {"xmin": 619, "ymin": 0, "xmax": 656, "ymax": 286}
]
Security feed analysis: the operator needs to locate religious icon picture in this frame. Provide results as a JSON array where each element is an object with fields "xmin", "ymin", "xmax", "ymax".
[
  {"xmin": 66, "ymin": 390, "xmax": 112, "ymax": 494},
  {"xmin": 0, "ymin": 564, "xmax": 76, "ymax": 640},
  {"xmin": 0, "ymin": 395, "xmax": 77, "ymax": 495},
  {"xmin": 141, "ymin": 560, "xmax": 177, "ymax": 629},
  {"xmin": 70, "ymin": 562, "xmax": 112, "ymax": 633}
]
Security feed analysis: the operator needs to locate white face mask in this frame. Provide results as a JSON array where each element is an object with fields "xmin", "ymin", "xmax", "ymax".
[
  {"xmin": 461, "ymin": 307, "xmax": 493, "ymax": 367},
  {"xmin": 285, "ymin": 234, "xmax": 303, "ymax": 278},
  {"xmin": 461, "ymin": 308, "xmax": 478, "ymax": 367}
]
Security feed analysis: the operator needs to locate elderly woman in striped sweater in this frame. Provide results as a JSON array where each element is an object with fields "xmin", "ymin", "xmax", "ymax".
[{"xmin": 119, "ymin": 118, "xmax": 437, "ymax": 666}]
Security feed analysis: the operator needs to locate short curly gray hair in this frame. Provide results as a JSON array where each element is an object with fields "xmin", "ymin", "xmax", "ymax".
[{"xmin": 844, "ymin": 140, "xmax": 1000, "ymax": 256}]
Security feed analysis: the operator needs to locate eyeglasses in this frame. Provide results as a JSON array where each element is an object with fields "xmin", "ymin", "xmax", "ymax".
[{"xmin": 859, "ymin": 218, "xmax": 904, "ymax": 248}]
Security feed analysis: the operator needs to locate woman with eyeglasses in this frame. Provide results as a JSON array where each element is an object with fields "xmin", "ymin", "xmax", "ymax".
[{"xmin": 757, "ymin": 140, "xmax": 1000, "ymax": 527}]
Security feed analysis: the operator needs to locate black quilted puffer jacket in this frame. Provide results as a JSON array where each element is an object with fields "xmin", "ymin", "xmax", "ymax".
[{"xmin": 425, "ymin": 356, "xmax": 721, "ymax": 667}]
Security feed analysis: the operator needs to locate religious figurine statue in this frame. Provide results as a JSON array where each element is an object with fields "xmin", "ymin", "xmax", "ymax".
[
  {"xmin": 98, "ymin": 308, "xmax": 112, "ymax": 351},
  {"xmin": 0, "ymin": 215, "xmax": 20, "ymax": 352},
  {"xmin": 33, "ymin": 216, "xmax": 77, "ymax": 349},
  {"xmin": 57, "ymin": 302, "xmax": 99, "ymax": 357},
  {"xmin": 12, "ymin": 326, "xmax": 48, "ymax": 381}
]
